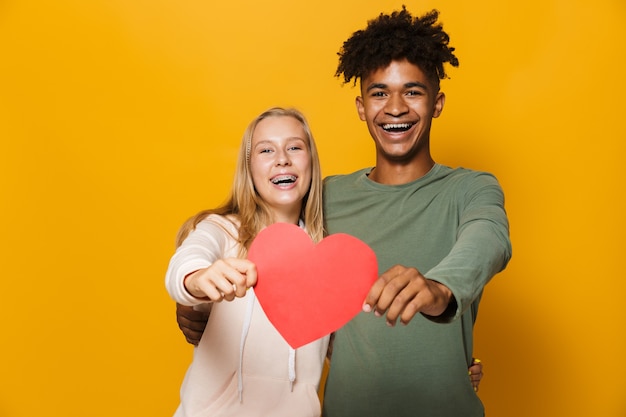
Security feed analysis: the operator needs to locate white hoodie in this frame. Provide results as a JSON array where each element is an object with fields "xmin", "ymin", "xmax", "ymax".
[{"xmin": 166, "ymin": 214, "xmax": 330, "ymax": 417}]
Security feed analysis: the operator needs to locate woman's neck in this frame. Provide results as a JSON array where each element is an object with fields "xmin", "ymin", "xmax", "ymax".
[{"xmin": 271, "ymin": 209, "xmax": 301, "ymax": 225}]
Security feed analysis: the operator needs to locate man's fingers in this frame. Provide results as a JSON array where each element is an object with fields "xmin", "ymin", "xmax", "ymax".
[
  {"xmin": 469, "ymin": 358, "xmax": 483, "ymax": 391},
  {"xmin": 380, "ymin": 278, "xmax": 418, "ymax": 325},
  {"xmin": 183, "ymin": 330, "xmax": 203, "ymax": 346},
  {"xmin": 362, "ymin": 265, "xmax": 449, "ymax": 326},
  {"xmin": 366, "ymin": 266, "xmax": 417, "ymax": 325},
  {"xmin": 176, "ymin": 304, "xmax": 208, "ymax": 323},
  {"xmin": 363, "ymin": 265, "xmax": 402, "ymax": 313},
  {"xmin": 177, "ymin": 311, "xmax": 209, "ymax": 330},
  {"xmin": 176, "ymin": 303, "xmax": 209, "ymax": 346}
]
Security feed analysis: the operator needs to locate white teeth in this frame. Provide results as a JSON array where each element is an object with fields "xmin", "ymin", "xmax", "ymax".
[
  {"xmin": 271, "ymin": 175, "xmax": 296, "ymax": 184},
  {"xmin": 382, "ymin": 123, "xmax": 413, "ymax": 130}
]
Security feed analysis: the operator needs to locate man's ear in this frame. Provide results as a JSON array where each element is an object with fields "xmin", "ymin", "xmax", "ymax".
[
  {"xmin": 433, "ymin": 91, "xmax": 445, "ymax": 118},
  {"xmin": 356, "ymin": 96, "xmax": 366, "ymax": 121}
]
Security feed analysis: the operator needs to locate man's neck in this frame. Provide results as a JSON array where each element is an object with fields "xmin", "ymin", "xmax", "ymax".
[{"xmin": 368, "ymin": 157, "xmax": 436, "ymax": 185}]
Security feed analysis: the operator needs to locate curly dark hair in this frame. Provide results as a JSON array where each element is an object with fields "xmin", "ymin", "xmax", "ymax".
[{"xmin": 336, "ymin": 6, "xmax": 459, "ymax": 89}]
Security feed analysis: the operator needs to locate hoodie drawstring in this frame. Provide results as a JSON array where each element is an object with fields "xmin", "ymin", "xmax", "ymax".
[
  {"xmin": 238, "ymin": 288, "xmax": 255, "ymax": 403},
  {"xmin": 288, "ymin": 347, "xmax": 296, "ymax": 392},
  {"xmin": 288, "ymin": 219, "xmax": 304, "ymax": 392}
]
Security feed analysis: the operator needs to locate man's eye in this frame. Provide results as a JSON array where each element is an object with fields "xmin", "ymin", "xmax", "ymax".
[
  {"xmin": 371, "ymin": 91, "xmax": 386, "ymax": 97},
  {"xmin": 406, "ymin": 90, "xmax": 423, "ymax": 96}
]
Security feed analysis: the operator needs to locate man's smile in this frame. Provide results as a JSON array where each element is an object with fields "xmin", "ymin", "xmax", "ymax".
[{"xmin": 381, "ymin": 122, "xmax": 415, "ymax": 133}]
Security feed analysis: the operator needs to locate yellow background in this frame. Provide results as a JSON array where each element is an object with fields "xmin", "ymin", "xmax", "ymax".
[{"xmin": 1, "ymin": 0, "xmax": 624, "ymax": 416}]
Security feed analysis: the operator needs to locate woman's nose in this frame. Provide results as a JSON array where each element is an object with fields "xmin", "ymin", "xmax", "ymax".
[{"xmin": 276, "ymin": 150, "xmax": 291, "ymax": 166}]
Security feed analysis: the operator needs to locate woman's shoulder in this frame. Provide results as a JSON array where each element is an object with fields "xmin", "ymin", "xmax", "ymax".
[{"xmin": 197, "ymin": 213, "xmax": 240, "ymax": 233}]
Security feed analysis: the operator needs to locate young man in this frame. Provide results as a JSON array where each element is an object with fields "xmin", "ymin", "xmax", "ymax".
[
  {"xmin": 176, "ymin": 7, "xmax": 510, "ymax": 416},
  {"xmin": 318, "ymin": 8, "xmax": 511, "ymax": 416}
]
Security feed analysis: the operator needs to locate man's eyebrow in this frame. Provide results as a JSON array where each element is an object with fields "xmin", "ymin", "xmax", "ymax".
[
  {"xmin": 366, "ymin": 81, "xmax": 429, "ymax": 91},
  {"xmin": 366, "ymin": 83, "xmax": 388, "ymax": 92},
  {"xmin": 405, "ymin": 81, "xmax": 428, "ymax": 90}
]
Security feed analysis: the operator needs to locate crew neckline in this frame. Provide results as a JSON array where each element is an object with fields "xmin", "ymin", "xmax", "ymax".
[{"xmin": 361, "ymin": 163, "xmax": 443, "ymax": 189}]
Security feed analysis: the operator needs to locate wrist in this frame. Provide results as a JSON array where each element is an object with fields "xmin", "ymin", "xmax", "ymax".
[
  {"xmin": 423, "ymin": 280, "xmax": 457, "ymax": 322},
  {"xmin": 183, "ymin": 270, "xmax": 205, "ymax": 299}
]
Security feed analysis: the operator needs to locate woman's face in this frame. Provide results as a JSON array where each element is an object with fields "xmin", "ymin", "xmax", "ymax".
[{"xmin": 249, "ymin": 115, "xmax": 312, "ymax": 224}]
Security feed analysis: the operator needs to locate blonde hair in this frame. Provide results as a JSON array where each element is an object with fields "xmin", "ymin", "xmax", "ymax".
[{"xmin": 175, "ymin": 107, "xmax": 324, "ymax": 256}]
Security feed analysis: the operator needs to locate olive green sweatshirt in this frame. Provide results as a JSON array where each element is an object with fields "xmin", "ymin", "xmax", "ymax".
[{"xmin": 321, "ymin": 164, "xmax": 511, "ymax": 417}]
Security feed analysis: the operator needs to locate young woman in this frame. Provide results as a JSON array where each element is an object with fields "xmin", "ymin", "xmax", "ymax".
[{"xmin": 165, "ymin": 107, "xmax": 328, "ymax": 417}]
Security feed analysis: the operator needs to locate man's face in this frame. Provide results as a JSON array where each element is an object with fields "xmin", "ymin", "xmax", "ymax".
[{"xmin": 356, "ymin": 59, "xmax": 445, "ymax": 164}]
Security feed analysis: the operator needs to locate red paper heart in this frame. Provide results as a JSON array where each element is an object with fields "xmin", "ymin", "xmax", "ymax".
[{"xmin": 248, "ymin": 223, "xmax": 378, "ymax": 349}]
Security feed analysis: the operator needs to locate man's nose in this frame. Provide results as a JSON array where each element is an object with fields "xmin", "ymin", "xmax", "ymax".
[{"xmin": 384, "ymin": 94, "xmax": 409, "ymax": 116}]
